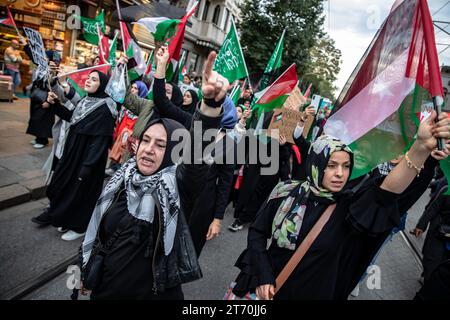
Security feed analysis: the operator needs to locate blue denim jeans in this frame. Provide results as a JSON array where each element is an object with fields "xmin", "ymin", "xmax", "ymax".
[{"xmin": 3, "ymin": 68, "xmax": 21, "ymax": 94}]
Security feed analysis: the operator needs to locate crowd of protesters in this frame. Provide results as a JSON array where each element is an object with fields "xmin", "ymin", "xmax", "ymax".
[{"xmin": 3, "ymin": 32, "xmax": 449, "ymax": 300}]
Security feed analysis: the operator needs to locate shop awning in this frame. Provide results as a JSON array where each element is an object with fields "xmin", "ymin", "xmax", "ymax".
[{"xmin": 112, "ymin": 2, "xmax": 185, "ymax": 22}]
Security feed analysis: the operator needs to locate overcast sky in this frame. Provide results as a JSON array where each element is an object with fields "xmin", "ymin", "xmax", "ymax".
[{"xmin": 324, "ymin": 0, "xmax": 450, "ymax": 94}]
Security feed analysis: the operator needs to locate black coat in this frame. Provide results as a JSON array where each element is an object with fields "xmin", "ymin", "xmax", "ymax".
[
  {"xmin": 46, "ymin": 102, "xmax": 115, "ymax": 233},
  {"xmin": 416, "ymin": 190, "xmax": 450, "ymax": 280},
  {"xmin": 233, "ymin": 157, "xmax": 438, "ymax": 300},
  {"xmin": 188, "ymin": 135, "xmax": 236, "ymax": 256},
  {"xmin": 86, "ymin": 107, "xmax": 223, "ymax": 299},
  {"xmin": 26, "ymin": 82, "xmax": 55, "ymax": 139}
]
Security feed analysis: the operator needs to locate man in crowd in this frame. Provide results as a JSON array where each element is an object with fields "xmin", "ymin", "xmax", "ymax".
[{"xmin": 3, "ymin": 38, "xmax": 26, "ymax": 99}]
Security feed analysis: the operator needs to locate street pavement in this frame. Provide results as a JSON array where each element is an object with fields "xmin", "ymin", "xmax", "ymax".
[{"xmin": 0, "ymin": 99, "xmax": 431, "ymax": 300}]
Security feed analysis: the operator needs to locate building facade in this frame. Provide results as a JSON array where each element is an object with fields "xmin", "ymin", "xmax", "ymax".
[{"xmin": 183, "ymin": 0, "xmax": 242, "ymax": 76}]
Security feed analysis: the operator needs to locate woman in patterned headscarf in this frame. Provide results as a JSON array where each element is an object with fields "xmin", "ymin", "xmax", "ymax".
[{"xmin": 232, "ymin": 109, "xmax": 450, "ymax": 299}]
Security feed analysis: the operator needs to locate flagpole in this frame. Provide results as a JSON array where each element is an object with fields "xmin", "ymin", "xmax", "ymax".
[
  {"xmin": 115, "ymin": 0, "xmax": 126, "ymax": 53},
  {"xmin": 432, "ymin": 96, "xmax": 446, "ymax": 151},
  {"xmin": 231, "ymin": 17, "xmax": 251, "ymax": 91},
  {"xmin": 7, "ymin": 7, "xmax": 21, "ymax": 38},
  {"xmin": 53, "ymin": 63, "xmax": 111, "ymax": 79},
  {"xmin": 116, "ymin": 0, "xmax": 128, "ymax": 84}
]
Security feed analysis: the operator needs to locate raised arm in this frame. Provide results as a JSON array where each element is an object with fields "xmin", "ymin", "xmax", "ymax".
[
  {"xmin": 153, "ymin": 47, "xmax": 193, "ymax": 128},
  {"xmin": 176, "ymin": 51, "xmax": 228, "ymax": 216},
  {"xmin": 381, "ymin": 111, "xmax": 450, "ymax": 194},
  {"xmin": 46, "ymin": 91, "xmax": 74, "ymax": 121},
  {"xmin": 123, "ymin": 88, "xmax": 154, "ymax": 116}
]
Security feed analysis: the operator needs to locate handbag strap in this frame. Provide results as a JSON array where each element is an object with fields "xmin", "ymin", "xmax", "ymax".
[{"xmin": 274, "ymin": 203, "xmax": 337, "ymax": 293}]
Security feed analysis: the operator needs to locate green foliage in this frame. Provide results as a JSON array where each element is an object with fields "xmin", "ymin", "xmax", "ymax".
[{"xmin": 238, "ymin": 0, "xmax": 341, "ymax": 99}]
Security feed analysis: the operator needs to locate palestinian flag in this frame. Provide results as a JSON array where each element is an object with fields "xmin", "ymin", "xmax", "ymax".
[
  {"xmin": 97, "ymin": 24, "xmax": 110, "ymax": 65},
  {"xmin": 252, "ymin": 63, "xmax": 298, "ymax": 114},
  {"xmin": 0, "ymin": 7, "xmax": 16, "ymax": 28},
  {"xmin": 120, "ymin": 21, "xmax": 147, "ymax": 82},
  {"xmin": 134, "ymin": 17, "xmax": 180, "ymax": 43},
  {"xmin": 324, "ymin": 0, "xmax": 447, "ymax": 184},
  {"xmin": 65, "ymin": 64, "xmax": 111, "ymax": 97},
  {"xmin": 74, "ymin": 11, "xmax": 105, "ymax": 45},
  {"xmin": 166, "ymin": 1, "xmax": 199, "ymax": 82}
]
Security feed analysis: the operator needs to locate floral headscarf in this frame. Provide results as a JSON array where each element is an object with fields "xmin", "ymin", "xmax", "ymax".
[{"xmin": 271, "ymin": 135, "xmax": 353, "ymax": 250}]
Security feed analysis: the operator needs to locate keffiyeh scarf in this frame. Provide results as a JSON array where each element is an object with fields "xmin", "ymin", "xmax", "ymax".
[{"xmin": 82, "ymin": 158, "xmax": 180, "ymax": 266}]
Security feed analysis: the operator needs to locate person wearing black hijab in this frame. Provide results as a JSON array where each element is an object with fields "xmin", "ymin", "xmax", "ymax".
[
  {"xmin": 78, "ymin": 50, "xmax": 227, "ymax": 300},
  {"xmin": 181, "ymin": 89, "xmax": 199, "ymax": 115},
  {"xmin": 231, "ymin": 109, "xmax": 450, "ymax": 299},
  {"xmin": 24, "ymin": 49, "xmax": 60, "ymax": 149},
  {"xmin": 31, "ymin": 70, "xmax": 117, "ymax": 242}
]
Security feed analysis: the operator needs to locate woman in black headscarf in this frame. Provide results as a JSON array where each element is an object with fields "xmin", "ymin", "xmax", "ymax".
[
  {"xmin": 24, "ymin": 50, "xmax": 60, "ymax": 148},
  {"xmin": 31, "ymin": 70, "xmax": 117, "ymax": 241},
  {"xmin": 232, "ymin": 109, "xmax": 450, "ymax": 299},
  {"xmin": 181, "ymin": 89, "xmax": 199, "ymax": 115},
  {"xmin": 79, "ymin": 50, "xmax": 227, "ymax": 300}
]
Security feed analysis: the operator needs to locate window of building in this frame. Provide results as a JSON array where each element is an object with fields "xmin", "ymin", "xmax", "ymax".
[
  {"xmin": 212, "ymin": 5, "xmax": 221, "ymax": 25},
  {"xmin": 188, "ymin": 53, "xmax": 199, "ymax": 73},
  {"xmin": 202, "ymin": 1, "xmax": 210, "ymax": 21},
  {"xmin": 195, "ymin": 0, "xmax": 202, "ymax": 18},
  {"xmin": 223, "ymin": 8, "xmax": 230, "ymax": 31}
]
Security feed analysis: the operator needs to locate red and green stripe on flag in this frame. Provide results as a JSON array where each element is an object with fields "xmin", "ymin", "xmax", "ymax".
[
  {"xmin": 324, "ymin": 0, "xmax": 448, "ymax": 186},
  {"xmin": 252, "ymin": 63, "xmax": 298, "ymax": 114},
  {"xmin": 66, "ymin": 64, "xmax": 112, "ymax": 97}
]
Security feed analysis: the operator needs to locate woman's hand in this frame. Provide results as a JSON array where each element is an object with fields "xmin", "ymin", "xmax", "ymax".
[
  {"xmin": 279, "ymin": 133, "xmax": 287, "ymax": 146},
  {"xmin": 155, "ymin": 46, "xmax": 170, "ymax": 68},
  {"xmin": 80, "ymin": 281, "xmax": 92, "ymax": 296},
  {"xmin": 416, "ymin": 111, "xmax": 450, "ymax": 152},
  {"xmin": 42, "ymin": 102, "xmax": 50, "ymax": 109},
  {"xmin": 303, "ymin": 105, "xmax": 316, "ymax": 117},
  {"xmin": 206, "ymin": 219, "xmax": 221, "ymax": 240},
  {"xmin": 47, "ymin": 92, "xmax": 58, "ymax": 104},
  {"xmin": 240, "ymin": 109, "xmax": 251, "ymax": 126},
  {"xmin": 414, "ymin": 228, "xmax": 424, "ymax": 237},
  {"xmin": 201, "ymin": 51, "xmax": 229, "ymax": 105},
  {"xmin": 117, "ymin": 54, "xmax": 129, "ymax": 67},
  {"xmin": 154, "ymin": 46, "xmax": 170, "ymax": 79},
  {"xmin": 242, "ymin": 109, "xmax": 251, "ymax": 120},
  {"xmin": 431, "ymin": 140, "xmax": 450, "ymax": 160},
  {"xmin": 256, "ymin": 284, "xmax": 275, "ymax": 300}
]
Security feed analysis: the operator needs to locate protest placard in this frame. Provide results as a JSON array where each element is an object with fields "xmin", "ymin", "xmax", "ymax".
[
  {"xmin": 268, "ymin": 108, "xmax": 303, "ymax": 144},
  {"xmin": 23, "ymin": 27, "xmax": 48, "ymax": 81},
  {"xmin": 283, "ymin": 86, "xmax": 307, "ymax": 111}
]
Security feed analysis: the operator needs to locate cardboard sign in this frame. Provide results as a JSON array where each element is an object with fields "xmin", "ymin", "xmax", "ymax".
[
  {"xmin": 268, "ymin": 108, "xmax": 309, "ymax": 144},
  {"xmin": 283, "ymin": 86, "xmax": 307, "ymax": 110},
  {"xmin": 23, "ymin": 27, "xmax": 48, "ymax": 81}
]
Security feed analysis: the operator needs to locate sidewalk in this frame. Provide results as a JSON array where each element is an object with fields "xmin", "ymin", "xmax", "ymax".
[{"xmin": 0, "ymin": 99, "xmax": 52, "ymax": 209}]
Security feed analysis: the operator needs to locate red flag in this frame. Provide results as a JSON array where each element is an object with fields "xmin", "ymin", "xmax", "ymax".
[
  {"xmin": 0, "ymin": 7, "xmax": 17, "ymax": 28},
  {"xmin": 65, "ymin": 64, "xmax": 111, "ymax": 96},
  {"xmin": 167, "ymin": 1, "xmax": 199, "ymax": 77},
  {"xmin": 97, "ymin": 25, "xmax": 110, "ymax": 65},
  {"xmin": 303, "ymin": 83, "xmax": 312, "ymax": 99},
  {"xmin": 324, "ymin": 0, "xmax": 446, "ymax": 180}
]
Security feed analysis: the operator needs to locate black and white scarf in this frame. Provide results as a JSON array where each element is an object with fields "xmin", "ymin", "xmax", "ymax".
[{"xmin": 82, "ymin": 158, "xmax": 180, "ymax": 266}]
